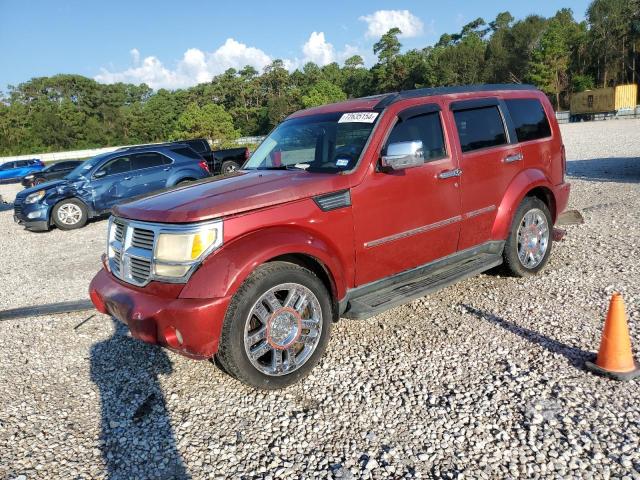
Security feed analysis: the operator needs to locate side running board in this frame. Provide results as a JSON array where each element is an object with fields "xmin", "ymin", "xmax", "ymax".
[{"xmin": 342, "ymin": 242, "xmax": 504, "ymax": 320}]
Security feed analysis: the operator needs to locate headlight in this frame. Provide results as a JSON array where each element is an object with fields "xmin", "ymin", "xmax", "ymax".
[
  {"xmin": 24, "ymin": 190, "xmax": 45, "ymax": 204},
  {"xmin": 153, "ymin": 221, "xmax": 223, "ymax": 278}
]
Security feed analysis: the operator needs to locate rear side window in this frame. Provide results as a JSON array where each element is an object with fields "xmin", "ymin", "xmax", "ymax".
[
  {"xmin": 132, "ymin": 152, "xmax": 167, "ymax": 170},
  {"xmin": 454, "ymin": 106, "xmax": 507, "ymax": 153},
  {"xmin": 16, "ymin": 160, "xmax": 29, "ymax": 167},
  {"xmin": 506, "ymin": 98, "xmax": 551, "ymax": 142},
  {"xmin": 171, "ymin": 147, "xmax": 202, "ymax": 160},
  {"xmin": 386, "ymin": 112, "xmax": 446, "ymax": 161},
  {"xmin": 187, "ymin": 140, "xmax": 207, "ymax": 153}
]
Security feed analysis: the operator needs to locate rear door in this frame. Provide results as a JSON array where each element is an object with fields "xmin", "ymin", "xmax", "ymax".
[
  {"xmin": 352, "ymin": 103, "xmax": 462, "ymax": 285},
  {"xmin": 125, "ymin": 152, "xmax": 171, "ymax": 198},
  {"xmin": 448, "ymin": 98, "xmax": 522, "ymax": 250}
]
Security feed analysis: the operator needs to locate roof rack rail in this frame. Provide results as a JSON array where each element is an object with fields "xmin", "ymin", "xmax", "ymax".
[{"xmin": 374, "ymin": 83, "xmax": 537, "ymax": 109}]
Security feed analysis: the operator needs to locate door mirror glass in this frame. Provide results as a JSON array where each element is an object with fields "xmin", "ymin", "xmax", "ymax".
[{"xmin": 381, "ymin": 141, "xmax": 424, "ymax": 171}]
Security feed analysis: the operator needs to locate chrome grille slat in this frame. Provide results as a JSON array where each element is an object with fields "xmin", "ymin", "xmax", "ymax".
[{"xmin": 131, "ymin": 228, "xmax": 155, "ymax": 250}]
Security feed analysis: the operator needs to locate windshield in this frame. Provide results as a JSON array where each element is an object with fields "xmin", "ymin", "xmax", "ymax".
[
  {"xmin": 65, "ymin": 153, "xmax": 111, "ymax": 180},
  {"xmin": 244, "ymin": 111, "xmax": 379, "ymax": 173}
]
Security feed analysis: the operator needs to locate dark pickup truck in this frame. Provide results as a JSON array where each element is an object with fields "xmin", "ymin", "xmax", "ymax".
[{"xmin": 181, "ymin": 138, "xmax": 249, "ymax": 175}]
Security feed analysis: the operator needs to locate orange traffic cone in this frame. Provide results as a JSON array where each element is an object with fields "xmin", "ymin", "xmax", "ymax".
[{"xmin": 586, "ymin": 293, "xmax": 639, "ymax": 381}]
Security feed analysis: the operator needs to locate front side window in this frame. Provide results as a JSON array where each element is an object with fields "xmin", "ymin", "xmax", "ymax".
[
  {"xmin": 132, "ymin": 152, "xmax": 167, "ymax": 170},
  {"xmin": 454, "ymin": 106, "xmax": 507, "ymax": 153},
  {"xmin": 244, "ymin": 111, "xmax": 379, "ymax": 173},
  {"xmin": 506, "ymin": 98, "xmax": 551, "ymax": 142},
  {"xmin": 386, "ymin": 111, "xmax": 446, "ymax": 161},
  {"xmin": 96, "ymin": 156, "xmax": 131, "ymax": 177}
]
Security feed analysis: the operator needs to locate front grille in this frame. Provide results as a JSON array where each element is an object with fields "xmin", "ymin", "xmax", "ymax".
[
  {"xmin": 129, "ymin": 257, "xmax": 152, "ymax": 283},
  {"xmin": 112, "ymin": 250, "xmax": 122, "ymax": 276},
  {"xmin": 131, "ymin": 228, "xmax": 155, "ymax": 250},
  {"xmin": 114, "ymin": 222, "xmax": 125, "ymax": 242}
]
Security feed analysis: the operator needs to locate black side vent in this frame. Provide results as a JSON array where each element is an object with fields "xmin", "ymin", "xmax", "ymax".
[{"xmin": 314, "ymin": 190, "xmax": 352, "ymax": 212}]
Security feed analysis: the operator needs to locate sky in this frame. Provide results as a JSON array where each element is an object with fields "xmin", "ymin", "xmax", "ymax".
[{"xmin": 0, "ymin": 0, "xmax": 593, "ymax": 91}]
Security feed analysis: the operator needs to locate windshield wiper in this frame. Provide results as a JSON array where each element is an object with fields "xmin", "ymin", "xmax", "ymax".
[{"xmin": 257, "ymin": 164, "xmax": 308, "ymax": 171}]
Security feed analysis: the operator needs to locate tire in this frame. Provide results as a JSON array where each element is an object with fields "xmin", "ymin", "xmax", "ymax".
[
  {"xmin": 217, "ymin": 261, "xmax": 333, "ymax": 389},
  {"xmin": 52, "ymin": 198, "xmax": 88, "ymax": 230},
  {"xmin": 221, "ymin": 161, "xmax": 241, "ymax": 174},
  {"xmin": 502, "ymin": 196, "xmax": 553, "ymax": 277}
]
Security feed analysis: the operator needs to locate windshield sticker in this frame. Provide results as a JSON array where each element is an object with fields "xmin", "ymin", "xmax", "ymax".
[
  {"xmin": 335, "ymin": 159, "xmax": 349, "ymax": 167},
  {"xmin": 338, "ymin": 112, "xmax": 379, "ymax": 123}
]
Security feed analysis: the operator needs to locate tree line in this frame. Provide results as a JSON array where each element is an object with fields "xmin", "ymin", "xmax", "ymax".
[{"xmin": 1, "ymin": 0, "xmax": 638, "ymax": 156}]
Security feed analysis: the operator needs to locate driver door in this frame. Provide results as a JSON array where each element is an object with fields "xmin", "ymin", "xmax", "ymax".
[
  {"xmin": 351, "ymin": 104, "xmax": 462, "ymax": 286},
  {"xmin": 90, "ymin": 155, "xmax": 133, "ymax": 212}
]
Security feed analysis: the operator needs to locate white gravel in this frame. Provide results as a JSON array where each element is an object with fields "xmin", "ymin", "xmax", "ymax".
[{"xmin": 1, "ymin": 119, "xmax": 639, "ymax": 479}]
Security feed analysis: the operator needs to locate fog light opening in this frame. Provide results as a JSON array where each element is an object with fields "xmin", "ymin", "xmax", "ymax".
[{"xmin": 163, "ymin": 326, "xmax": 183, "ymax": 349}]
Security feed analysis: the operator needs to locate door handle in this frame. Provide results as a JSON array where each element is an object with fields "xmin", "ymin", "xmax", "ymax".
[
  {"xmin": 163, "ymin": 167, "xmax": 171, "ymax": 171},
  {"xmin": 503, "ymin": 153, "xmax": 523, "ymax": 163},
  {"xmin": 123, "ymin": 176, "xmax": 132, "ymax": 180},
  {"xmin": 438, "ymin": 168, "xmax": 462, "ymax": 179}
]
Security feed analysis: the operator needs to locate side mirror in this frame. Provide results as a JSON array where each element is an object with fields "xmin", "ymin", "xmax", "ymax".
[
  {"xmin": 93, "ymin": 170, "xmax": 106, "ymax": 179},
  {"xmin": 380, "ymin": 141, "xmax": 424, "ymax": 171}
]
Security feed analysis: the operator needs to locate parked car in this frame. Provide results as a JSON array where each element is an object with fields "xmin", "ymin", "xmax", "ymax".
[
  {"xmin": 21, "ymin": 160, "xmax": 84, "ymax": 187},
  {"xmin": 212, "ymin": 146, "xmax": 250, "ymax": 174},
  {"xmin": 89, "ymin": 84, "xmax": 570, "ymax": 389},
  {"xmin": 14, "ymin": 143, "xmax": 210, "ymax": 231},
  {"xmin": 177, "ymin": 138, "xmax": 250, "ymax": 175},
  {"xmin": 0, "ymin": 159, "xmax": 44, "ymax": 183}
]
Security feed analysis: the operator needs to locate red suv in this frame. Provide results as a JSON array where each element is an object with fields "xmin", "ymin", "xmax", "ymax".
[{"xmin": 90, "ymin": 84, "xmax": 570, "ymax": 389}]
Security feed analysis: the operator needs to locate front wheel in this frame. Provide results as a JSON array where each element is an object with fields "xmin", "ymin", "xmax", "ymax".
[
  {"xmin": 502, "ymin": 196, "xmax": 553, "ymax": 277},
  {"xmin": 216, "ymin": 261, "xmax": 332, "ymax": 389},
  {"xmin": 52, "ymin": 198, "xmax": 88, "ymax": 230}
]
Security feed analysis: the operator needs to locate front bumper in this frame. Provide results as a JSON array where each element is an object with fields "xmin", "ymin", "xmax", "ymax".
[
  {"xmin": 13, "ymin": 201, "xmax": 50, "ymax": 231},
  {"xmin": 89, "ymin": 268, "xmax": 231, "ymax": 359}
]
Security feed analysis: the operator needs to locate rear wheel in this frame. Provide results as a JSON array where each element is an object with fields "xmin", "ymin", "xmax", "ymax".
[
  {"xmin": 217, "ymin": 261, "xmax": 332, "ymax": 389},
  {"xmin": 52, "ymin": 198, "xmax": 88, "ymax": 230},
  {"xmin": 221, "ymin": 161, "xmax": 241, "ymax": 174},
  {"xmin": 502, "ymin": 196, "xmax": 552, "ymax": 277}
]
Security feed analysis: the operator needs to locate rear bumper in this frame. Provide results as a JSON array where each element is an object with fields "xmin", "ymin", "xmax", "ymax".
[{"xmin": 89, "ymin": 268, "xmax": 231, "ymax": 359}]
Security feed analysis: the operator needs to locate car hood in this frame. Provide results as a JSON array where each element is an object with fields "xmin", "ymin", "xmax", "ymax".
[
  {"xmin": 16, "ymin": 179, "xmax": 70, "ymax": 200},
  {"xmin": 113, "ymin": 170, "xmax": 350, "ymax": 223}
]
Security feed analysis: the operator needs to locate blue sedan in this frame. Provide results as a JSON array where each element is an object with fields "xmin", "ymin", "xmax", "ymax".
[
  {"xmin": 14, "ymin": 143, "xmax": 211, "ymax": 231},
  {"xmin": 0, "ymin": 159, "xmax": 45, "ymax": 183}
]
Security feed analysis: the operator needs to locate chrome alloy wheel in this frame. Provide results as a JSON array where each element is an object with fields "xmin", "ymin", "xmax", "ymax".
[
  {"xmin": 517, "ymin": 208, "xmax": 549, "ymax": 269},
  {"xmin": 57, "ymin": 203, "xmax": 83, "ymax": 225},
  {"xmin": 244, "ymin": 283, "xmax": 323, "ymax": 376}
]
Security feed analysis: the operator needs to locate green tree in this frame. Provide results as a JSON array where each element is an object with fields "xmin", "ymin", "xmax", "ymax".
[
  {"xmin": 301, "ymin": 80, "xmax": 347, "ymax": 107},
  {"xmin": 171, "ymin": 103, "xmax": 239, "ymax": 142}
]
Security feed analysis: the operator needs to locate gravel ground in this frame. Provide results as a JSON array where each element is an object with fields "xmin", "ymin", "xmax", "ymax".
[{"xmin": 1, "ymin": 119, "xmax": 639, "ymax": 479}]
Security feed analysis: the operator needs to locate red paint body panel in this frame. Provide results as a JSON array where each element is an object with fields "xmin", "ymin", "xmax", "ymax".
[
  {"xmin": 90, "ymin": 268, "xmax": 230, "ymax": 358},
  {"xmin": 180, "ymin": 199, "xmax": 354, "ymax": 300},
  {"xmin": 114, "ymin": 170, "xmax": 351, "ymax": 223},
  {"xmin": 89, "ymin": 86, "xmax": 571, "ymax": 360}
]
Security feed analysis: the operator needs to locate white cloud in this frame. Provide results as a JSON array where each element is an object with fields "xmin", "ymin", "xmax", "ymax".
[
  {"xmin": 359, "ymin": 10, "xmax": 424, "ymax": 39},
  {"xmin": 95, "ymin": 38, "xmax": 272, "ymax": 89},
  {"xmin": 302, "ymin": 32, "xmax": 335, "ymax": 65},
  {"xmin": 208, "ymin": 38, "xmax": 271, "ymax": 73},
  {"xmin": 95, "ymin": 33, "xmax": 362, "ymax": 89},
  {"xmin": 130, "ymin": 48, "xmax": 140, "ymax": 65}
]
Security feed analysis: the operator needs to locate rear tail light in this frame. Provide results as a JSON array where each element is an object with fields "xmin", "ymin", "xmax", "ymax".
[
  {"xmin": 561, "ymin": 144, "xmax": 566, "ymax": 181},
  {"xmin": 198, "ymin": 160, "xmax": 210, "ymax": 173}
]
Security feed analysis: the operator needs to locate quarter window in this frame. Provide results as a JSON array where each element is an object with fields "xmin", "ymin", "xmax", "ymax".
[
  {"xmin": 386, "ymin": 111, "xmax": 446, "ymax": 161},
  {"xmin": 505, "ymin": 98, "xmax": 551, "ymax": 142},
  {"xmin": 132, "ymin": 152, "xmax": 167, "ymax": 170},
  {"xmin": 454, "ymin": 106, "xmax": 507, "ymax": 153}
]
